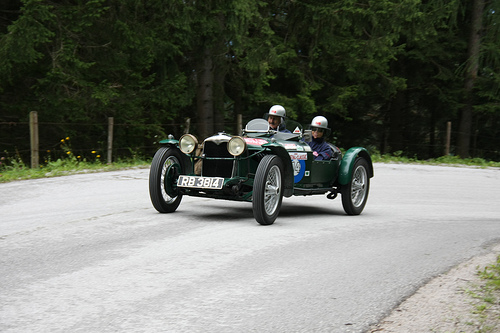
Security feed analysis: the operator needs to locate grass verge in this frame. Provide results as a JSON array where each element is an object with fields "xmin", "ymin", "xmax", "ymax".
[
  {"xmin": 466, "ymin": 257, "xmax": 500, "ymax": 332},
  {"xmin": 0, "ymin": 157, "xmax": 149, "ymax": 183}
]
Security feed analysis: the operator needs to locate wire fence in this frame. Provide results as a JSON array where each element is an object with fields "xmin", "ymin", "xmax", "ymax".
[
  {"xmin": 1, "ymin": 113, "xmax": 500, "ymax": 168},
  {"xmin": 0, "ymin": 113, "xmax": 242, "ymax": 168}
]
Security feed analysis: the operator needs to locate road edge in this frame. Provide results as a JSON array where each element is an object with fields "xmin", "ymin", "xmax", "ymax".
[{"xmin": 369, "ymin": 243, "xmax": 500, "ymax": 332}]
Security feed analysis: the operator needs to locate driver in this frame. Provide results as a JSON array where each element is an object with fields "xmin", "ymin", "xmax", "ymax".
[
  {"xmin": 308, "ymin": 116, "xmax": 333, "ymax": 160},
  {"xmin": 264, "ymin": 105, "xmax": 291, "ymax": 133}
]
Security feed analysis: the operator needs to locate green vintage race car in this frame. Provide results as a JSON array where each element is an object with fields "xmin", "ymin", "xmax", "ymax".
[{"xmin": 149, "ymin": 118, "xmax": 374, "ymax": 225}]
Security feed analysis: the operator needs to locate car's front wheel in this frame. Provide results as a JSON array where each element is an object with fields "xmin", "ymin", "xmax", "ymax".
[
  {"xmin": 341, "ymin": 157, "xmax": 370, "ymax": 215},
  {"xmin": 149, "ymin": 147, "xmax": 183, "ymax": 213},
  {"xmin": 252, "ymin": 155, "xmax": 284, "ymax": 225}
]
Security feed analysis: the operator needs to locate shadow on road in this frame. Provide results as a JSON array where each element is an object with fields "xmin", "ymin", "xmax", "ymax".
[
  {"xmin": 279, "ymin": 202, "xmax": 345, "ymax": 218},
  {"xmin": 181, "ymin": 202, "xmax": 254, "ymax": 222},
  {"xmin": 174, "ymin": 199, "xmax": 345, "ymax": 223}
]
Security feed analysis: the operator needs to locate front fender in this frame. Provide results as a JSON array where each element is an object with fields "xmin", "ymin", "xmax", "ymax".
[
  {"xmin": 263, "ymin": 143, "xmax": 294, "ymax": 197},
  {"xmin": 338, "ymin": 147, "xmax": 374, "ymax": 185},
  {"xmin": 155, "ymin": 141, "xmax": 194, "ymax": 175},
  {"xmin": 159, "ymin": 138, "xmax": 179, "ymax": 145}
]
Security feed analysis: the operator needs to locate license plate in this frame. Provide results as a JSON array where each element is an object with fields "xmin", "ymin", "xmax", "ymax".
[{"xmin": 177, "ymin": 175, "xmax": 224, "ymax": 189}]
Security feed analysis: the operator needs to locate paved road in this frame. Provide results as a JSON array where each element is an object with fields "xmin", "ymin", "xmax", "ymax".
[{"xmin": 1, "ymin": 163, "xmax": 499, "ymax": 332}]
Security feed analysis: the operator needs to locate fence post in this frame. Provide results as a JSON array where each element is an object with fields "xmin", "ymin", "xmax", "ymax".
[
  {"xmin": 29, "ymin": 111, "xmax": 39, "ymax": 168},
  {"xmin": 445, "ymin": 121, "xmax": 451, "ymax": 156},
  {"xmin": 107, "ymin": 117, "xmax": 114, "ymax": 164}
]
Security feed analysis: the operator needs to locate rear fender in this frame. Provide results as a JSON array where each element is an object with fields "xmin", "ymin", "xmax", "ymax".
[{"xmin": 338, "ymin": 147, "xmax": 374, "ymax": 185}]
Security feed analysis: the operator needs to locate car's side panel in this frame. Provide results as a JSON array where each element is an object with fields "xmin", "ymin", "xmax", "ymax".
[
  {"xmin": 338, "ymin": 147, "xmax": 374, "ymax": 185},
  {"xmin": 309, "ymin": 160, "xmax": 339, "ymax": 184}
]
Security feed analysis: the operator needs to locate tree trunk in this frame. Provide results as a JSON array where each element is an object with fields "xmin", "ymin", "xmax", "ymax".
[
  {"xmin": 429, "ymin": 104, "xmax": 436, "ymax": 158},
  {"xmin": 457, "ymin": 0, "xmax": 484, "ymax": 158},
  {"xmin": 232, "ymin": 88, "xmax": 243, "ymax": 134},
  {"xmin": 213, "ymin": 65, "xmax": 226, "ymax": 133},
  {"xmin": 388, "ymin": 90, "xmax": 406, "ymax": 153},
  {"xmin": 196, "ymin": 47, "xmax": 214, "ymax": 138}
]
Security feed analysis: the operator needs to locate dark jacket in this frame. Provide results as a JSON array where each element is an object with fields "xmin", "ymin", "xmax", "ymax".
[{"xmin": 308, "ymin": 137, "xmax": 332, "ymax": 160}]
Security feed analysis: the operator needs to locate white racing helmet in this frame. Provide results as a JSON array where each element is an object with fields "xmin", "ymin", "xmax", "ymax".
[
  {"xmin": 263, "ymin": 105, "xmax": 287, "ymax": 130},
  {"xmin": 268, "ymin": 105, "xmax": 286, "ymax": 118},
  {"xmin": 309, "ymin": 116, "xmax": 331, "ymax": 136},
  {"xmin": 264, "ymin": 105, "xmax": 286, "ymax": 120}
]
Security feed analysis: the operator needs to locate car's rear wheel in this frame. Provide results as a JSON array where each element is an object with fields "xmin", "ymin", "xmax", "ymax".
[
  {"xmin": 253, "ymin": 155, "xmax": 284, "ymax": 225},
  {"xmin": 341, "ymin": 157, "xmax": 370, "ymax": 215},
  {"xmin": 149, "ymin": 147, "xmax": 183, "ymax": 213}
]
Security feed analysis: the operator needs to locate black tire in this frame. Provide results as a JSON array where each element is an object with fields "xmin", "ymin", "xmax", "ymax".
[
  {"xmin": 341, "ymin": 157, "xmax": 370, "ymax": 215},
  {"xmin": 252, "ymin": 155, "xmax": 284, "ymax": 225},
  {"xmin": 149, "ymin": 147, "xmax": 183, "ymax": 213}
]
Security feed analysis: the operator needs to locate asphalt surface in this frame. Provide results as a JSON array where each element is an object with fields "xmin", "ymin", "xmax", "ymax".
[{"xmin": 1, "ymin": 163, "xmax": 500, "ymax": 332}]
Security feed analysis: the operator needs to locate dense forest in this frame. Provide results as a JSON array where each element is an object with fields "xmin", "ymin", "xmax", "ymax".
[{"xmin": 1, "ymin": 0, "xmax": 499, "ymax": 163}]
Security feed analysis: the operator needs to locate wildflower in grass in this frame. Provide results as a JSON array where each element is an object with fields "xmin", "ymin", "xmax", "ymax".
[
  {"xmin": 91, "ymin": 151, "xmax": 96, "ymax": 154},
  {"xmin": 97, "ymin": 155, "xmax": 101, "ymax": 158}
]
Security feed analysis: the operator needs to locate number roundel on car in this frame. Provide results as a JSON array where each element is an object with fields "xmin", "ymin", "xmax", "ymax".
[
  {"xmin": 289, "ymin": 152, "xmax": 307, "ymax": 183},
  {"xmin": 292, "ymin": 159, "xmax": 306, "ymax": 183}
]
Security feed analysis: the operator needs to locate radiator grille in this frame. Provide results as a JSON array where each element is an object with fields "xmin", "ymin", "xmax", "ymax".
[{"xmin": 202, "ymin": 141, "xmax": 233, "ymax": 178}]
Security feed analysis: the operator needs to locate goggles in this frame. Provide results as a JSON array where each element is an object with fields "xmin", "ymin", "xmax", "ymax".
[{"xmin": 311, "ymin": 127, "xmax": 325, "ymax": 133}]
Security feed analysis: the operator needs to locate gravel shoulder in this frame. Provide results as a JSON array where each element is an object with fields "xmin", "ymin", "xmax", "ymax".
[{"xmin": 370, "ymin": 244, "xmax": 500, "ymax": 333}]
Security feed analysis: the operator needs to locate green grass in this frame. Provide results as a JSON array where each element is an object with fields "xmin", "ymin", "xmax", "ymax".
[
  {"xmin": 479, "ymin": 257, "xmax": 500, "ymax": 292},
  {"xmin": 471, "ymin": 256, "xmax": 500, "ymax": 332},
  {"xmin": 0, "ymin": 156, "xmax": 149, "ymax": 183},
  {"xmin": 462, "ymin": 257, "xmax": 500, "ymax": 332}
]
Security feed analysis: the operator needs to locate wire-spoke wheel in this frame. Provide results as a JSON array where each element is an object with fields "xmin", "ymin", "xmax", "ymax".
[
  {"xmin": 149, "ymin": 147, "xmax": 183, "ymax": 213},
  {"xmin": 341, "ymin": 157, "xmax": 370, "ymax": 215},
  {"xmin": 253, "ymin": 155, "xmax": 284, "ymax": 225}
]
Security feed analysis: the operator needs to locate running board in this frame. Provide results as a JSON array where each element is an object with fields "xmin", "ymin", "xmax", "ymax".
[{"xmin": 293, "ymin": 187, "xmax": 338, "ymax": 198}]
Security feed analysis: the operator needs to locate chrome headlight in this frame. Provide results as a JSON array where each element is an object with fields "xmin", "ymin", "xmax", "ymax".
[
  {"xmin": 228, "ymin": 136, "xmax": 247, "ymax": 156},
  {"xmin": 179, "ymin": 134, "xmax": 198, "ymax": 154}
]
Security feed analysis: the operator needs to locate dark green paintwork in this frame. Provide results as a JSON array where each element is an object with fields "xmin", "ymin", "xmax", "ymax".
[
  {"xmin": 338, "ymin": 147, "xmax": 374, "ymax": 185},
  {"xmin": 159, "ymin": 138, "xmax": 178, "ymax": 145}
]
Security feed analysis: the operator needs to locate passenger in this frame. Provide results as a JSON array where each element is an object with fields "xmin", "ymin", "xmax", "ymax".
[
  {"xmin": 264, "ymin": 105, "xmax": 291, "ymax": 133},
  {"xmin": 308, "ymin": 116, "xmax": 333, "ymax": 160}
]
